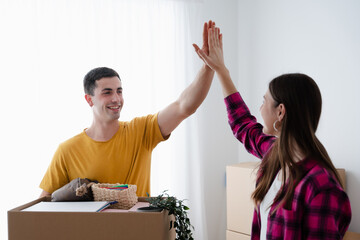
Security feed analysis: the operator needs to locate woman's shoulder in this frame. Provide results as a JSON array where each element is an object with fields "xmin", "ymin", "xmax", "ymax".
[
  {"xmin": 306, "ymin": 164, "xmax": 341, "ymax": 189},
  {"xmin": 297, "ymin": 160, "xmax": 347, "ymax": 202}
]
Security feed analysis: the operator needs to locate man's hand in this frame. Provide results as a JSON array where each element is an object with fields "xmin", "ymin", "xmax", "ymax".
[
  {"xmin": 196, "ymin": 24, "xmax": 225, "ymax": 72},
  {"xmin": 192, "ymin": 20, "xmax": 214, "ymax": 63},
  {"xmin": 194, "ymin": 22, "xmax": 237, "ymax": 97},
  {"xmin": 39, "ymin": 190, "xmax": 51, "ymax": 198}
]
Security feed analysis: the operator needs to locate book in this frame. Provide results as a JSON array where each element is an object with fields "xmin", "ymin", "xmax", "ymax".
[{"xmin": 22, "ymin": 201, "xmax": 114, "ymax": 212}]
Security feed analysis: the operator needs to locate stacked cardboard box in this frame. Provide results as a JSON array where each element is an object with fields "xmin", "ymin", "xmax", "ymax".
[{"xmin": 226, "ymin": 161, "xmax": 258, "ymax": 240}]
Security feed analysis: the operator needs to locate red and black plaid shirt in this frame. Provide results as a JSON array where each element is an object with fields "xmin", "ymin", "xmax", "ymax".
[{"xmin": 225, "ymin": 92, "xmax": 351, "ymax": 239}]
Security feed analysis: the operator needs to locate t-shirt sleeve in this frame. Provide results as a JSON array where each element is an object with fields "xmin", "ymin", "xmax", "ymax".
[
  {"xmin": 39, "ymin": 145, "xmax": 70, "ymax": 193},
  {"xmin": 144, "ymin": 113, "xmax": 169, "ymax": 150}
]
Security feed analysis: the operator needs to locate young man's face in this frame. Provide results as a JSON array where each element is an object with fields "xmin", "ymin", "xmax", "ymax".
[{"xmin": 86, "ymin": 77, "xmax": 124, "ymax": 122}]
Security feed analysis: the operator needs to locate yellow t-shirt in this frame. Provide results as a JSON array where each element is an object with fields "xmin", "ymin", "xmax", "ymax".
[{"xmin": 40, "ymin": 113, "xmax": 167, "ymax": 197}]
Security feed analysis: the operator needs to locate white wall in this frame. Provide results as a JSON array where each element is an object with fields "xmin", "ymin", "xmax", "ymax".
[{"xmin": 235, "ymin": 0, "xmax": 360, "ymax": 232}]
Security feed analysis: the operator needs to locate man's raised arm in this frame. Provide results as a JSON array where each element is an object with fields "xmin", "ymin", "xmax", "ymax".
[{"xmin": 157, "ymin": 21, "xmax": 216, "ymax": 137}]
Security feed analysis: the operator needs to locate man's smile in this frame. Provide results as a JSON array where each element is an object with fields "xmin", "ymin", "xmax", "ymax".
[{"xmin": 107, "ymin": 105, "xmax": 121, "ymax": 111}]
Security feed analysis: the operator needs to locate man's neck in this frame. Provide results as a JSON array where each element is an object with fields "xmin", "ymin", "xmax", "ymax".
[{"xmin": 85, "ymin": 120, "xmax": 119, "ymax": 142}]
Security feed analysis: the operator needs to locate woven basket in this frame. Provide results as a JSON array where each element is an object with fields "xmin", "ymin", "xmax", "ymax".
[{"xmin": 91, "ymin": 183, "xmax": 138, "ymax": 209}]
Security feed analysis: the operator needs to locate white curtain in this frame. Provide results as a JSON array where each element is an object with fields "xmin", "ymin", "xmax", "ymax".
[{"xmin": 0, "ymin": 0, "xmax": 209, "ymax": 239}]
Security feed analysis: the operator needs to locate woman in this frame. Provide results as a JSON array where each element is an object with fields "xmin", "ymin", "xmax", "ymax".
[{"xmin": 194, "ymin": 23, "xmax": 351, "ymax": 239}]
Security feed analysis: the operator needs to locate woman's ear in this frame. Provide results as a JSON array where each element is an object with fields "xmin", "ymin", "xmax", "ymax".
[
  {"xmin": 278, "ymin": 103, "xmax": 286, "ymax": 122},
  {"xmin": 85, "ymin": 94, "xmax": 93, "ymax": 107}
]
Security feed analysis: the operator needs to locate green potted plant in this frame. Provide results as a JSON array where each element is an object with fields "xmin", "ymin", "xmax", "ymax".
[{"xmin": 146, "ymin": 191, "xmax": 194, "ymax": 240}]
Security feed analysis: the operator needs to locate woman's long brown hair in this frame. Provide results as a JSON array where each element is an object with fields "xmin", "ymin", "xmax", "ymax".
[{"xmin": 251, "ymin": 73, "xmax": 342, "ymax": 211}]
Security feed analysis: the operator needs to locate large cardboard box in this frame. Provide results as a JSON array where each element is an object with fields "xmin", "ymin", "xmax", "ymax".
[
  {"xmin": 226, "ymin": 161, "xmax": 259, "ymax": 235},
  {"xmin": 226, "ymin": 162, "xmax": 348, "ymax": 237},
  {"xmin": 344, "ymin": 231, "xmax": 360, "ymax": 240},
  {"xmin": 8, "ymin": 197, "xmax": 175, "ymax": 240},
  {"xmin": 226, "ymin": 230, "xmax": 250, "ymax": 240}
]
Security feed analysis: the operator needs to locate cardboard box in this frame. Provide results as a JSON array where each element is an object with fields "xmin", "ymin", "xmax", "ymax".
[
  {"xmin": 8, "ymin": 197, "xmax": 175, "ymax": 240},
  {"xmin": 344, "ymin": 231, "xmax": 360, "ymax": 240},
  {"xmin": 226, "ymin": 161, "xmax": 259, "ymax": 235},
  {"xmin": 226, "ymin": 230, "xmax": 250, "ymax": 240},
  {"xmin": 337, "ymin": 168, "xmax": 346, "ymax": 191},
  {"xmin": 226, "ymin": 162, "xmax": 348, "ymax": 237}
]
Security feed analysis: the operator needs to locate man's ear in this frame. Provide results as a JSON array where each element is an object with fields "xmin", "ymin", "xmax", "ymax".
[
  {"xmin": 85, "ymin": 94, "xmax": 93, "ymax": 107},
  {"xmin": 278, "ymin": 103, "xmax": 286, "ymax": 122}
]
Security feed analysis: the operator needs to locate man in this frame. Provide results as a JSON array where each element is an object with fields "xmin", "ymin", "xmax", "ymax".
[{"xmin": 39, "ymin": 21, "xmax": 216, "ymax": 197}]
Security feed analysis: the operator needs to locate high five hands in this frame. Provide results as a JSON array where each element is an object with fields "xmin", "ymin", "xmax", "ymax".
[{"xmin": 193, "ymin": 20, "xmax": 226, "ymax": 72}]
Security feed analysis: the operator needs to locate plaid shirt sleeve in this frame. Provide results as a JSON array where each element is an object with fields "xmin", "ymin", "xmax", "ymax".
[{"xmin": 224, "ymin": 92, "xmax": 275, "ymax": 159}]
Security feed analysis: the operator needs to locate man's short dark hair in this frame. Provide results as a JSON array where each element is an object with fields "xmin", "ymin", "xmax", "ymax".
[{"xmin": 83, "ymin": 67, "xmax": 120, "ymax": 95}]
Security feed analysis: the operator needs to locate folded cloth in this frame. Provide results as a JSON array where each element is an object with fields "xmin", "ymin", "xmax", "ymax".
[{"xmin": 51, "ymin": 178, "xmax": 98, "ymax": 202}]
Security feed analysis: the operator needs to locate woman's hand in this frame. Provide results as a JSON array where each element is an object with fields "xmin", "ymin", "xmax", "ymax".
[
  {"xmin": 193, "ymin": 22, "xmax": 226, "ymax": 72},
  {"xmin": 194, "ymin": 21, "xmax": 236, "ymax": 97}
]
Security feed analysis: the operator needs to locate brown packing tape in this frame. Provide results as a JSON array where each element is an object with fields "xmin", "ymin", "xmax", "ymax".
[{"xmin": 336, "ymin": 168, "xmax": 346, "ymax": 191}]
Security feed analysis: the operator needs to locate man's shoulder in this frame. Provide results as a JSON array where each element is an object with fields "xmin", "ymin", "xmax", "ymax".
[
  {"xmin": 59, "ymin": 131, "xmax": 87, "ymax": 149},
  {"xmin": 122, "ymin": 114, "xmax": 158, "ymax": 127}
]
